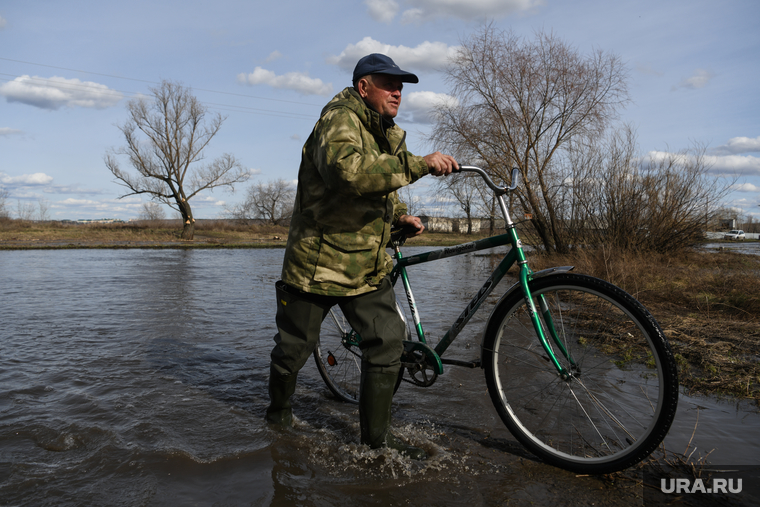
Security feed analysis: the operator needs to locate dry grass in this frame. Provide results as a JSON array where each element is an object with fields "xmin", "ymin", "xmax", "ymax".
[
  {"xmin": 0, "ymin": 219, "xmax": 290, "ymax": 248},
  {"xmin": 0, "ymin": 219, "xmax": 483, "ymax": 248}
]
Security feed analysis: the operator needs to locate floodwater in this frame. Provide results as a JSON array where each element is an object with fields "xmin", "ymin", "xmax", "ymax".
[
  {"xmin": 702, "ymin": 241, "xmax": 760, "ymax": 255},
  {"xmin": 1, "ymin": 247, "xmax": 758, "ymax": 506}
]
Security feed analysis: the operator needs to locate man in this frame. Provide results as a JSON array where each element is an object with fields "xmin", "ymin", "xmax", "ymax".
[{"xmin": 266, "ymin": 54, "xmax": 457, "ymax": 460}]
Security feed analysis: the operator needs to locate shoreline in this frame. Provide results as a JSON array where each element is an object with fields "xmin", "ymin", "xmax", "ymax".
[
  {"xmin": 2, "ymin": 228, "xmax": 758, "ymax": 403},
  {"xmin": 0, "ymin": 240, "xmax": 288, "ymax": 250}
]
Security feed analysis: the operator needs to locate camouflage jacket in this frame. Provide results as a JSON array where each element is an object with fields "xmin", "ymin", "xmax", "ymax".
[{"xmin": 281, "ymin": 87, "xmax": 429, "ymax": 296}]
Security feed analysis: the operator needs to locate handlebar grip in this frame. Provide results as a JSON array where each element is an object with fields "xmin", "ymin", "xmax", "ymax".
[{"xmin": 391, "ymin": 225, "xmax": 420, "ymax": 241}]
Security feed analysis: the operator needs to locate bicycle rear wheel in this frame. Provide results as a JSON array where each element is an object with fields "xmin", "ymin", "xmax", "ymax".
[
  {"xmin": 314, "ymin": 301, "xmax": 409, "ymax": 404},
  {"xmin": 314, "ymin": 307, "xmax": 362, "ymax": 403},
  {"xmin": 483, "ymin": 273, "xmax": 678, "ymax": 474}
]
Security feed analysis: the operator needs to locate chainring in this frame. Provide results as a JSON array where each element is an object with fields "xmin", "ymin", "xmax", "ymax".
[{"xmin": 401, "ymin": 350, "xmax": 439, "ymax": 387}]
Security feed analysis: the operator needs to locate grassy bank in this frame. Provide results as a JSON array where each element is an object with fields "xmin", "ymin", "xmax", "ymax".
[
  {"xmin": 0, "ymin": 219, "xmax": 485, "ymax": 249},
  {"xmin": 0, "ymin": 219, "xmax": 291, "ymax": 248},
  {"xmin": 3, "ymin": 219, "xmax": 759, "ymax": 401}
]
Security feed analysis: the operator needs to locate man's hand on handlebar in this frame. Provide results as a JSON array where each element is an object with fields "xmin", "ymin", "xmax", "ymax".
[
  {"xmin": 423, "ymin": 152, "xmax": 458, "ymax": 177},
  {"xmin": 396, "ymin": 214, "xmax": 424, "ymax": 238}
]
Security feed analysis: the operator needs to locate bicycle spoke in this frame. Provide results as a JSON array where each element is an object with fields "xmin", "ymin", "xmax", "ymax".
[
  {"xmin": 314, "ymin": 308, "xmax": 362, "ymax": 403},
  {"xmin": 483, "ymin": 274, "xmax": 678, "ymax": 473}
]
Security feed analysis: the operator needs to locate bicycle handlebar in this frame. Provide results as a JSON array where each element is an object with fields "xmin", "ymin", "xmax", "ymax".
[
  {"xmin": 392, "ymin": 165, "xmax": 519, "ymax": 245},
  {"xmin": 453, "ymin": 165, "xmax": 520, "ymax": 196}
]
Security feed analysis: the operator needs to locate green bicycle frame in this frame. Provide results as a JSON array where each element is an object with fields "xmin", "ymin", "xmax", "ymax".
[{"xmin": 390, "ymin": 169, "xmax": 573, "ymax": 379}]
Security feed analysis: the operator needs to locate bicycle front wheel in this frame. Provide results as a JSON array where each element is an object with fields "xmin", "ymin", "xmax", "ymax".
[
  {"xmin": 483, "ymin": 273, "xmax": 678, "ymax": 474},
  {"xmin": 314, "ymin": 307, "xmax": 363, "ymax": 404}
]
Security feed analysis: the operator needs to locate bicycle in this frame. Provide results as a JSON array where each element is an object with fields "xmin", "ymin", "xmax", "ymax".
[{"xmin": 313, "ymin": 166, "xmax": 679, "ymax": 474}]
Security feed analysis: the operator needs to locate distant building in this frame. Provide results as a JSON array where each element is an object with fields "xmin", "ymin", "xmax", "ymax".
[
  {"xmin": 418, "ymin": 215, "xmax": 506, "ymax": 234},
  {"xmin": 418, "ymin": 215, "xmax": 453, "ymax": 233},
  {"xmin": 75, "ymin": 218, "xmax": 124, "ymax": 224}
]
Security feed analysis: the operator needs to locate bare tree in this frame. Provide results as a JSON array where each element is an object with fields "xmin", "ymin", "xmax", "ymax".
[
  {"xmin": 434, "ymin": 172, "xmax": 483, "ymax": 234},
  {"xmin": 138, "ymin": 201, "xmax": 167, "ymax": 221},
  {"xmin": 470, "ymin": 173, "xmax": 506, "ymax": 234},
  {"xmin": 0, "ymin": 187, "xmax": 10, "ymax": 220},
  {"xmin": 632, "ymin": 146, "xmax": 732, "ymax": 252},
  {"xmin": 36, "ymin": 199, "xmax": 50, "ymax": 222},
  {"xmin": 566, "ymin": 128, "xmax": 733, "ymax": 253},
  {"xmin": 397, "ymin": 184, "xmax": 423, "ymax": 217},
  {"xmin": 226, "ymin": 179, "xmax": 295, "ymax": 225},
  {"xmin": 16, "ymin": 200, "xmax": 35, "ymax": 221},
  {"xmin": 105, "ymin": 80, "xmax": 249, "ymax": 239},
  {"xmin": 431, "ymin": 25, "xmax": 629, "ymax": 254}
]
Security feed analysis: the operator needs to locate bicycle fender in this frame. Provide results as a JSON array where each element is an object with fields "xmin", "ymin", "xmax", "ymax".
[{"xmin": 479, "ymin": 266, "xmax": 574, "ymax": 367}]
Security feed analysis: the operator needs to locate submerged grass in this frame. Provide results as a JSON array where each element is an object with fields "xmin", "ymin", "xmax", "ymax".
[{"xmin": 528, "ymin": 247, "xmax": 760, "ymax": 401}]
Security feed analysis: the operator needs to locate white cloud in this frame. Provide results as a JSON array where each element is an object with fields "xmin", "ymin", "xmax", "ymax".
[
  {"xmin": 0, "ymin": 127, "xmax": 23, "ymax": 137},
  {"xmin": 704, "ymin": 154, "xmax": 760, "ymax": 175},
  {"xmin": 44, "ymin": 185, "xmax": 105, "ymax": 195},
  {"xmin": 57, "ymin": 198, "xmax": 103, "ymax": 207},
  {"xmin": 236, "ymin": 67, "xmax": 332, "ymax": 96},
  {"xmin": 0, "ymin": 16, "xmax": 6, "ymax": 29},
  {"xmin": 673, "ymin": 69, "xmax": 715, "ymax": 90},
  {"xmin": 266, "ymin": 51, "xmax": 283, "ymax": 63},
  {"xmin": 329, "ymin": 37, "xmax": 459, "ymax": 74},
  {"xmin": 647, "ymin": 150, "xmax": 760, "ymax": 176},
  {"xmin": 714, "ymin": 136, "xmax": 760, "ymax": 155},
  {"xmin": 731, "ymin": 183, "xmax": 760, "ymax": 192},
  {"xmin": 0, "ymin": 75, "xmax": 123, "ymax": 110},
  {"xmin": 53, "ymin": 197, "xmax": 144, "ymax": 216},
  {"xmin": 365, "ymin": 0, "xmax": 400, "ymax": 23},
  {"xmin": 0, "ymin": 172, "xmax": 54, "ymax": 186},
  {"xmin": 193, "ymin": 194, "xmax": 226, "ymax": 206},
  {"xmin": 398, "ymin": 0, "xmax": 543, "ymax": 23},
  {"xmin": 404, "ymin": 90, "xmax": 458, "ymax": 123}
]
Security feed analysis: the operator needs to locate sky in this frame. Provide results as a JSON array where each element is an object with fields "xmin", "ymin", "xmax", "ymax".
[{"xmin": 1, "ymin": 0, "xmax": 758, "ymax": 221}]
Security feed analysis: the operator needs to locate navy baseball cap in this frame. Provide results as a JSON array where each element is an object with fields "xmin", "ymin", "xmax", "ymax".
[{"xmin": 352, "ymin": 54, "xmax": 419, "ymax": 87}]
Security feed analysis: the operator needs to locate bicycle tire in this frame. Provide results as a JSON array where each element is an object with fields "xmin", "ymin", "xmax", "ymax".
[
  {"xmin": 314, "ymin": 306, "xmax": 362, "ymax": 404},
  {"xmin": 482, "ymin": 273, "xmax": 678, "ymax": 474},
  {"xmin": 314, "ymin": 303, "xmax": 409, "ymax": 404}
]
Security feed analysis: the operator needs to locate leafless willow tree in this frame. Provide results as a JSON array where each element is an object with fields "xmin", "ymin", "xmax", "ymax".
[
  {"xmin": 35, "ymin": 199, "xmax": 50, "ymax": 221},
  {"xmin": 105, "ymin": 80, "xmax": 249, "ymax": 240},
  {"xmin": 226, "ymin": 178, "xmax": 295, "ymax": 226},
  {"xmin": 561, "ymin": 128, "xmax": 733, "ymax": 252},
  {"xmin": 431, "ymin": 25, "xmax": 629, "ymax": 253},
  {"xmin": 16, "ymin": 200, "xmax": 35, "ymax": 221},
  {"xmin": 0, "ymin": 187, "xmax": 10, "ymax": 220},
  {"xmin": 138, "ymin": 201, "xmax": 167, "ymax": 221}
]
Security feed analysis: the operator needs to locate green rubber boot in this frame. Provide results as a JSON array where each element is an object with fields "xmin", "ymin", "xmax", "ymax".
[
  {"xmin": 265, "ymin": 365, "xmax": 297, "ymax": 427},
  {"xmin": 359, "ymin": 368, "xmax": 426, "ymax": 460}
]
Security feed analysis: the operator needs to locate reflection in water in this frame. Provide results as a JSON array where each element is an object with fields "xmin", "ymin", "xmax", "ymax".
[{"xmin": 0, "ymin": 247, "xmax": 757, "ymax": 505}]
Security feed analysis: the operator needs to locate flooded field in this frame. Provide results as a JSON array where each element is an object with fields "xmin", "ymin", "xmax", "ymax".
[{"xmin": 1, "ymin": 247, "xmax": 758, "ymax": 506}]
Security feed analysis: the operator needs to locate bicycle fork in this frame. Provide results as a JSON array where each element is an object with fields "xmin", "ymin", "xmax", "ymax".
[{"xmin": 518, "ymin": 265, "xmax": 577, "ymax": 380}]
